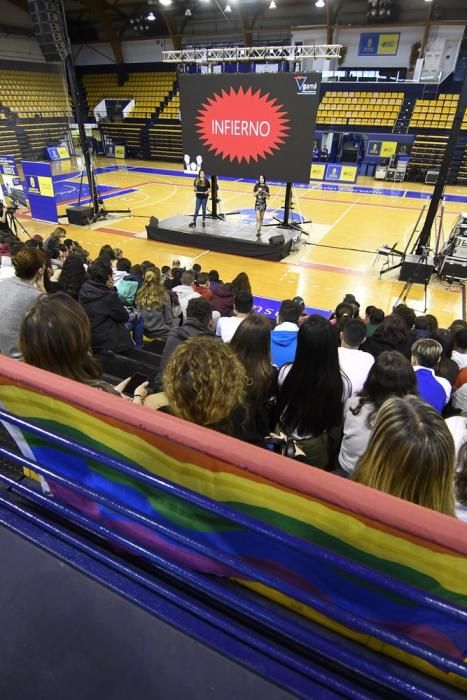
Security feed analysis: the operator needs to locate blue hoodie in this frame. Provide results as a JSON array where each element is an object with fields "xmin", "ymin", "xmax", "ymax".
[{"xmin": 271, "ymin": 322, "xmax": 299, "ymax": 367}]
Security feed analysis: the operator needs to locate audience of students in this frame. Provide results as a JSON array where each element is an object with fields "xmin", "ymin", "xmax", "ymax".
[{"xmin": 4, "ymin": 231, "xmax": 467, "ymax": 523}]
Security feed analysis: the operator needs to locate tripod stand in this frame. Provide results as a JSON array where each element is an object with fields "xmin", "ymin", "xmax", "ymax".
[
  {"xmin": 6, "ymin": 207, "xmax": 32, "ymax": 241},
  {"xmin": 394, "ymin": 245, "xmax": 432, "ymax": 312},
  {"xmin": 267, "ymin": 182, "xmax": 311, "ymax": 234},
  {"xmin": 206, "ymin": 175, "xmax": 239, "ymax": 221}
]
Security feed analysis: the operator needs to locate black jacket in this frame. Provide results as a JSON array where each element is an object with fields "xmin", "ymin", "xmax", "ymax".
[
  {"xmin": 361, "ymin": 334, "xmax": 412, "ymax": 361},
  {"xmin": 79, "ymin": 279, "xmax": 133, "ymax": 353},
  {"xmin": 159, "ymin": 318, "xmax": 216, "ymax": 376}
]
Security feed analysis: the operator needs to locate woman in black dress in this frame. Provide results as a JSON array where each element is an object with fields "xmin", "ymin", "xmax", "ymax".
[
  {"xmin": 253, "ymin": 174, "xmax": 270, "ymax": 238},
  {"xmin": 189, "ymin": 170, "xmax": 210, "ymax": 228}
]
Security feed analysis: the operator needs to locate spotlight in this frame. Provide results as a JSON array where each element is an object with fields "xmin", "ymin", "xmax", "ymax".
[
  {"xmin": 225, "ymin": 3, "xmax": 232, "ymax": 12},
  {"xmin": 315, "ymin": 0, "xmax": 325, "ymax": 7},
  {"xmin": 159, "ymin": 0, "xmax": 172, "ymax": 6},
  {"xmin": 185, "ymin": 8, "xmax": 192, "ymax": 15},
  {"xmin": 269, "ymin": 0, "xmax": 277, "ymax": 8},
  {"xmin": 147, "ymin": 11, "xmax": 156, "ymax": 20}
]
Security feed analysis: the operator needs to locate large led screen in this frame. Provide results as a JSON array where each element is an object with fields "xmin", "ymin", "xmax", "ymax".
[{"xmin": 179, "ymin": 72, "xmax": 320, "ymax": 183}]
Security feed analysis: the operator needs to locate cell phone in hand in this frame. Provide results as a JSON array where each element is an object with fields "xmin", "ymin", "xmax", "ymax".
[{"xmin": 123, "ymin": 373, "xmax": 148, "ymax": 397}]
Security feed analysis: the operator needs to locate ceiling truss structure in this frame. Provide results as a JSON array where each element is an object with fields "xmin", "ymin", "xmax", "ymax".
[{"xmin": 163, "ymin": 44, "xmax": 342, "ymax": 64}]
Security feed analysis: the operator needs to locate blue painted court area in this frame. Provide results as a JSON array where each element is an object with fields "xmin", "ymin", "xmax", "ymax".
[
  {"xmin": 253, "ymin": 294, "xmax": 331, "ymax": 320},
  {"xmin": 52, "ymin": 177, "xmax": 136, "ymax": 205}
]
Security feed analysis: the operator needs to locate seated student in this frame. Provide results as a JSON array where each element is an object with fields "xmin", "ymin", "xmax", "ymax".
[
  {"xmin": 339, "ymin": 351, "xmax": 417, "ymax": 475},
  {"xmin": 338, "ymin": 319, "xmax": 374, "ymax": 396},
  {"xmin": 20, "ymin": 292, "xmax": 148, "ymax": 404},
  {"xmin": 158, "ymin": 297, "xmax": 215, "ymax": 376},
  {"xmin": 172, "ymin": 270, "xmax": 200, "ymax": 319},
  {"xmin": 79, "ymin": 260, "xmax": 134, "ymax": 354},
  {"xmin": 113, "ymin": 257, "xmax": 131, "ymax": 286},
  {"xmin": 151, "ymin": 336, "xmax": 264, "ymax": 445},
  {"xmin": 116, "ymin": 264, "xmax": 143, "ymax": 308},
  {"xmin": 192, "ymin": 271, "xmax": 213, "ymax": 300},
  {"xmin": 271, "ymin": 300, "xmax": 300, "ymax": 367},
  {"xmin": 230, "ymin": 313, "xmax": 278, "ymax": 436},
  {"xmin": 353, "ymin": 396, "xmax": 455, "ymax": 516},
  {"xmin": 136, "ymin": 267, "xmax": 172, "ymax": 341},
  {"xmin": 411, "ymin": 338, "xmax": 451, "ymax": 412},
  {"xmin": 277, "ymin": 315, "xmax": 345, "ymax": 469},
  {"xmin": 192, "ymin": 263, "xmax": 201, "ymax": 283},
  {"xmin": 430, "ymin": 328, "xmax": 459, "ymax": 386},
  {"xmin": 0, "ymin": 247, "xmax": 46, "ymax": 359},
  {"xmin": 56, "ymin": 254, "xmax": 87, "ymax": 300},
  {"xmin": 452, "ymin": 328, "xmax": 467, "ymax": 370},
  {"xmin": 216, "ymin": 291, "xmax": 253, "ymax": 342},
  {"xmin": 210, "ymin": 277, "xmax": 234, "ymax": 317},
  {"xmin": 365, "ymin": 307, "xmax": 384, "ymax": 337},
  {"xmin": 43, "ymin": 226, "xmax": 66, "ymax": 257},
  {"xmin": 362, "ymin": 314, "xmax": 412, "ymax": 360}
]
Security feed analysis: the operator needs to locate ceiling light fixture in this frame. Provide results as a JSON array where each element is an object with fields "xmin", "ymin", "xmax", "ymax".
[
  {"xmin": 225, "ymin": 3, "xmax": 232, "ymax": 12},
  {"xmin": 147, "ymin": 11, "xmax": 156, "ymax": 20},
  {"xmin": 315, "ymin": 0, "xmax": 325, "ymax": 7},
  {"xmin": 269, "ymin": 1, "xmax": 277, "ymax": 9},
  {"xmin": 159, "ymin": 0, "xmax": 172, "ymax": 6}
]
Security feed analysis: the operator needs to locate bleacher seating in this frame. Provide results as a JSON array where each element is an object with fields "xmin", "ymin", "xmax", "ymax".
[
  {"xmin": 0, "ymin": 69, "xmax": 71, "ymax": 119},
  {"xmin": 147, "ymin": 122, "xmax": 182, "ymax": 161},
  {"xmin": 0, "ymin": 124, "xmax": 22, "ymax": 160},
  {"xmin": 159, "ymin": 90, "xmax": 180, "ymax": 120},
  {"xmin": 99, "ymin": 121, "xmax": 144, "ymax": 158},
  {"xmin": 409, "ymin": 93, "xmax": 459, "ymax": 130},
  {"xmin": 82, "ymin": 72, "xmax": 177, "ymax": 119},
  {"xmin": 317, "ymin": 91, "xmax": 404, "ymax": 127},
  {"xmin": 406, "ymin": 134, "xmax": 448, "ymax": 180}
]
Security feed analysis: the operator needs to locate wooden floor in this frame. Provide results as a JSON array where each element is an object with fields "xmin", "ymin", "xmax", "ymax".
[{"xmin": 16, "ymin": 157, "xmax": 467, "ymax": 326}]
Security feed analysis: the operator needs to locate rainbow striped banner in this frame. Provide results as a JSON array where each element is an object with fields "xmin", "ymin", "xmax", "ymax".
[{"xmin": 0, "ymin": 356, "xmax": 466, "ymax": 690}]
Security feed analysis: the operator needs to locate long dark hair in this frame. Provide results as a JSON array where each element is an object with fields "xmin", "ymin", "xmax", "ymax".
[
  {"xmin": 456, "ymin": 439, "xmax": 467, "ymax": 507},
  {"xmin": 351, "ymin": 350, "xmax": 418, "ymax": 425},
  {"xmin": 278, "ymin": 315, "xmax": 343, "ymax": 436},
  {"xmin": 20, "ymin": 292, "xmax": 101, "ymax": 384},
  {"xmin": 57, "ymin": 255, "xmax": 87, "ymax": 300},
  {"xmin": 231, "ymin": 271, "xmax": 251, "ymax": 296},
  {"xmin": 230, "ymin": 313, "xmax": 273, "ymax": 404}
]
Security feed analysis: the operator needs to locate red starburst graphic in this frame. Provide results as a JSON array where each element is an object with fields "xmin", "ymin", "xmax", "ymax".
[{"xmin": 196, "ymin": 86, "xmax": 290, "ymax": 164}]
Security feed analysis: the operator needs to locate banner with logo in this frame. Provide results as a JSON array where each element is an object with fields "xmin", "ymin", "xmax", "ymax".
[
  {"xmin": 359, "ymin": 33, "xmax": 400, "ymax": 56},
  {"xmin": 310, "ymin": 162, "xmax": 358, "ymax": 183},
  {"xmin": 180, "ymin": 72, "xmax": 321, "ymax": 183},
  {"xmin": 46, "ymin": 146, "xmax": 70, "ymax": 161},
  {"xmin": 22, "ymin": 161, "xmax": 58, "ymax": 223},
  {"xmin": 367, "ymin": 140, "xmax": 399, "ymax": 158},
  {"xmin": 0, "ymin": 154, "xmax": 22, "ymax": 201}
]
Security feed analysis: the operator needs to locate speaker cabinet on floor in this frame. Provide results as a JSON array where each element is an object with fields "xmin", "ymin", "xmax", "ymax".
[
  {"xmin": 269, "ymin": 234, "xmax": 285, "ymax": 246},
  {"xmin": 399, "ymin": 254, "xmax": 435, "ymax": 284},
  {"xmin": 66, "ymin": 206, "xmax": 93, "ymax": 226}
]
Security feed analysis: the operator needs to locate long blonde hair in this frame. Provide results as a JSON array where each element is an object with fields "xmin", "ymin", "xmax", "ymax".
[
  {"xmin": 136, "ymin": 267, "xmax": 167, "ymax": 309},
  {"xmin": 163, "ymin": 336, "xmax": 246, "ymax": 430},
  {"xmin": 353, "ymin": 396, "xmax": 455, "ymax": 516}
]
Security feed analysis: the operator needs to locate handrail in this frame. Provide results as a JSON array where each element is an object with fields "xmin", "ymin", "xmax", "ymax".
[
  {"xmin": 0, "ymin": 408, "xmax": 464, "ymax": 624},
  {"xmin": 0, "ymin": 412, "xmax": 467, "ymax": 678}
]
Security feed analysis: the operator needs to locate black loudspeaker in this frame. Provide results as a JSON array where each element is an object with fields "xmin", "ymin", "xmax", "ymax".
[
  {"xmin": 27, "ymin": 0, "xmax": 70, "ymax": 62},
  {"xmin": 399, "ymin": 254, "xmax": 435, "ymax": 284},
  {"xmin": 149, "ymin": 216, "xmax": 159, "ymax": 227},
  {"xmin": 269, "ymin": 234, "xmax": 285, "ymax": 247},
  {"xmin": 66, "ymin": 206, "xmax": 93, "ymax": 226}
]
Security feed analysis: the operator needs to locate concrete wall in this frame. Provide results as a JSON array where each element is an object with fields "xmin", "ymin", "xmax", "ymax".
[{"xmin": 73, "ymin": 38, "xmax": 172, "ymax": 66}]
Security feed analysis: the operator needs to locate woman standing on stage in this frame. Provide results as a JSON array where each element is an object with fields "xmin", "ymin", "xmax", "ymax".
[
  {"xmin": 189, "ymin": 170, "xmax": 211, "ymax": 228},
  {"xmin": 253, "ymin": 174, "xmax": 270, "ymax": 238}
]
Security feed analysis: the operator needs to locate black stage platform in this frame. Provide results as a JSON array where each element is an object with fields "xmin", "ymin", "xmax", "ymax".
[{"xmin": 146, "ymin": 215, "xmax": 294, "ymax": 261}]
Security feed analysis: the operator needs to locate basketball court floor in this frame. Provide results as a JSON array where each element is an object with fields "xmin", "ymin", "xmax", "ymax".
[{"xmin": 15, "ymin": 156, "xmax": 467, "ymax": 326}]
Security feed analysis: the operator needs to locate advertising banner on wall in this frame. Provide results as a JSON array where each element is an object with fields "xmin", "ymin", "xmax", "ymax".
[
  {"xmin": 22, "ymin": 161, "xmax": 58, "ymax": 223},
  {"xmin": 0, "ymin": 155, "xmax": 22, "ymax": 202},
  {"xmin": 180, "ymin": 72, "xmax": 321, "ymax": 183}
]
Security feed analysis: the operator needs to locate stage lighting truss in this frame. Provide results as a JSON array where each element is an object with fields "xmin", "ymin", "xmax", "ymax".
[{"xmin": 162, "ymin": 44, "xmax": 342, "ymax": 64}]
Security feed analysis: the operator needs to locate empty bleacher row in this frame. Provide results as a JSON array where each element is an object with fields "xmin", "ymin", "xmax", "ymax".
[
  {"xmin": 0, "ymin": 69, "xmax": 71, "ymax": 119},
  {"xmin": 409, "ymin": 93, "xmax": 460, "ymax": 130},
  {"xmin": 82, "ymin": 72, "xmax": 177, "ymax": 120},
  {"xmin": 317, "ymin": 91, "xmax": 404, "ymax": 128},
  {"xmin": 147, "ymin": 123, "xmax": 182, "ymax": 161}
]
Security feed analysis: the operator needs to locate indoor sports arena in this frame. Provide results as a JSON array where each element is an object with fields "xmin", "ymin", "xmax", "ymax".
[{"xmin": 0, "ymin": 1, "xmax": 467, "ymax": 698}]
